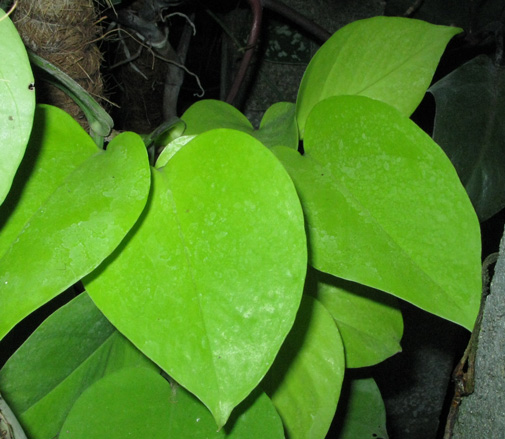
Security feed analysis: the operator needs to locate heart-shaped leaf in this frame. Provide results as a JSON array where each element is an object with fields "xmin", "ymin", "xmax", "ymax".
[
  {"xmin": 0, "ymin": 130, "xmax": 150, "ymax": 340},
  {"xmin": 59, "ymin": 368, "xmax": 284, "ymax": 439},
  {"xmin": 296, "ymin": 16, "xmax": 462, "ymax": 137},
  {"xmin": 0, "ymin": 105, "xmax": 98, "ymax": 257},
  {"xmin": 262, "ymin": 295, "xmax": 345, "ymax": 439},
  {"xmin": 0, "ymin": 10, "xmax": 36, "ymax": 204},
  {"xmin": 274, "ymin": 96, "xmax": 481, "ymax": 330},
  {"xmin": 85, "ymin": 129, "xmax": 307, "ymax": 427},
  {"xmin": 181, "ymin": 99, "xmax": 254, "ymax": 136},
  {"xmin": 305, "ymin": 269, "xmax": 403, "ymax": 368},
  {"xmin": 334, "ymin": 377, "xmax": 389, "ymax": 439},
  {"xmin": 181, "ymin": 100, "xmax": 298, "ymax": 150},
  {"xmin": 0, "ymin": 293, "xmax": 155, "ymax": 439},
  {"xmin": 429, "ymin": 54, "xmax": 505, "ymax": 221},
  {"xmin": 255, "ymin": 102, "xmax": 298, "ymax": 149}
]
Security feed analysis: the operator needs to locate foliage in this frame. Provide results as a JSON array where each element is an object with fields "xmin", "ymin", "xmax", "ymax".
[
  {"xmin": 429, "ymin": 54, "xmax": 505, "ymax": 222},
  {"xmin": 0, "ymin": 9, "xmax": 482, "ymax": 439}
]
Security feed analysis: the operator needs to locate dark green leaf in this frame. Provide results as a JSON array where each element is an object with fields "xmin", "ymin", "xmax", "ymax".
[
  {"xmin": 305, "ymin": 269, "xmax": 403, "ymax": 368},
  {"xmin": 0, "ymin": 10, "xmax": 36, "ymax": 204},
  {"xmin": 429, "ymin": 54, "xmax": 505, "ymax": 221},
  {"xmin": 0, "ymin": 293, "xmax": 155, "ymax": 439},
  {"xmin": 262, "ymin": 295, "xmax": 345, "ymax": 439},
  {"xmin": 85, "ymin": 129, "xmax": 307, "ymax": 428},
  {"xmin": 274, "ymin": 96, "xmax": 481, "ymax": 330},
  {"xmin": 334, "ymin": 377, "xmax": 389, "ymax": 439},
  {"xmin": 296, "ymin": 16, "xmax": 461, "ymax": 137},
  {"xmin": 385, "ymin": 0, "xmax": 504, "ymax": 31},
  {"xmin": 0, "ymin": 130, "xmax": 150, "ymax": 340}
]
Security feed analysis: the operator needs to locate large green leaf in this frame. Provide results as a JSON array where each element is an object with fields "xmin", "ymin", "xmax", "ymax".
[
  {"xmin": 296, "ymin": 16, "xmax": 461, "ymax": 137},
  {"xmin": 0, "ymin": 293, "xmax": 156, "ymax": 439},
  {"xmin": 0, "ymin": 131, "xmax": 150, "ymax": 340},
  {"xmin": 0, "ymin": 10, "xmax": 36, "ymax": 205},
  {"xmin": 0, "ymin": 105, "xmax": 98, "ymax": 257},
  {"xmin": 262, "ymin": 295, "xmax": 345, "ymax": 439},
  {"xmin": 305, "ymin": 269, "xmax": 403, "ymax": 368},
  {"xmin": 429, "ymin": 54, "xmax": 505, "ymax": 221},
  {"xmin": 59, "ymin": 368, "xmax": 284, "ymax": 439},
  {"xmin": 85, "ymin": 129, "xmax": 307, "ymax": 428},
  {"xmin": 274, "ymin": 96, "xmax": 481, "ymax": 330},
  {"xmin": 334, "ymin": 377, "xmax": 389, "ymax": 439}
]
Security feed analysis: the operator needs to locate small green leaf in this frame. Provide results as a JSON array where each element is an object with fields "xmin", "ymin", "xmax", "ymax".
[
  {"xmin": 181, "ymin": 99, "xmax": 254, "ymax": 136},
  {"xmin": 305, "ymin": 268, "xmax": 403, "ymax": 368},
  {"xmin": 181, "ymin": 100, "xmax": 298, "ymax": 150},
  {"xmin": 0, "ymin": 131, "xmax": 150, "ymax": 340},
  {"xmin": 255, "ymin": 102, "xmax": 298, "ymax": 149},
  {"xmin": 59, "ymin": 368, "xmax": 284, "ymax": 439},
  {"xmin": 334, "ymin": 377, "xmax": 389, "ymax": 439},
  {"xmin": 296, "ymin": 16, "xmax": 462, "ymax": 137},
  {"xmin": 262, "ymin": 295, "xmax": 345, "ymax": 439},
  {"xmin": 0, "ymin": 293, "xmax": 156, "ymax": 439},
  {"xmin": 274, "ymin": 96, "xmax": 481, "ymax": 330},
  {"xmin": 0, "ymin": 10, "xmax": 36, "ymax": 204},
  {"xmin": 142, "ymin": 117, "xmax": 186, "ymax": 150},
  {"xmin": 0, "ymin": 105, "xmax": 98, "ymax": 257},
  {"xmin": 155, "ymin": 135, "xmax": 196, "ymax": 168},
  {"xmin": 429, "ymin": 54, "xmax": 505, "ymax": 221},
  {"xmin": 85, "ymin": 129, "xmax": 307, "ymax": 427}
]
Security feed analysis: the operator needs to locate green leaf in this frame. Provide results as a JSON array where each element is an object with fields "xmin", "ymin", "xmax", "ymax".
[
  {"xmin": 0, "ymin": 10, "xmax": 36, "ymax": 205},
  {"xmin": 255, "ymin": 102, "xmax": 299, "ymax": 149},
  {"xmin": 262, "ymin": 295, "xmax": 345, "ymax": 439},
  {"xmin": 334, "ymin": 377, "xmax": 389, "ymax": 439},
  {"xmin": 181, "ymin": 99, "xmax": 254, "ymax": 136},
  {"xmin": 0, "ymin": 293, "xmax": 156, "ymax": 439},
  {"xmin": 305, "ymin": 269, "xmax": 403, "ymax": 368},
  {"xmin": 59, "ymin": 368, "xmax": 284, "ymax": 439},
  {"xmin": 429, "ymin": 54, "xmax": 505, "ymax": 221},
  {"xmin": 181, "ymin": 100, "xmax": 298, "ymax": 150},
  {"xmin": 274, "ymin": 96, "xmax": 481, "ymax": 330},
  {"xmin": 0, "ymin": 131, "xmax": 150, "ymax": 340},
  {"xmin": 296, "ymin": 16, "xmax": 462, "ymax": 137},
  {"xmin": 0, "ymin": 105, "xmax": 98, "ymax": 257},
  {"xmin": 155, "ymin": 134, "xmax": 196, "ymax": 168},
  {"xmin": 141, "ymin": 117, "xmax": 186, "ymax": 150},
  {"xmin": 163, "ymin": 385, "xmax": 284, "ymax": 439},
  {"xmin": 84, "ymin": 129, "xmax": 307, "ymax": 428}
]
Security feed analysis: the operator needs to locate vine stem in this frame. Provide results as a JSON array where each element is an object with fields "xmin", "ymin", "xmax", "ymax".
[
  {"xmin": 225, "ymin": 0, "xmax": 263, "ymax": 105},
  {"xmin": 225, "ymin": 0, "xmax": 332, "ymax": 106}
]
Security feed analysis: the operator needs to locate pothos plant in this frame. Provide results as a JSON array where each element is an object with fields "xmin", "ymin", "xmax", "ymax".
[{"xmin": 0, "ymin": 8, "xmax": 481, "ymax": 439}]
